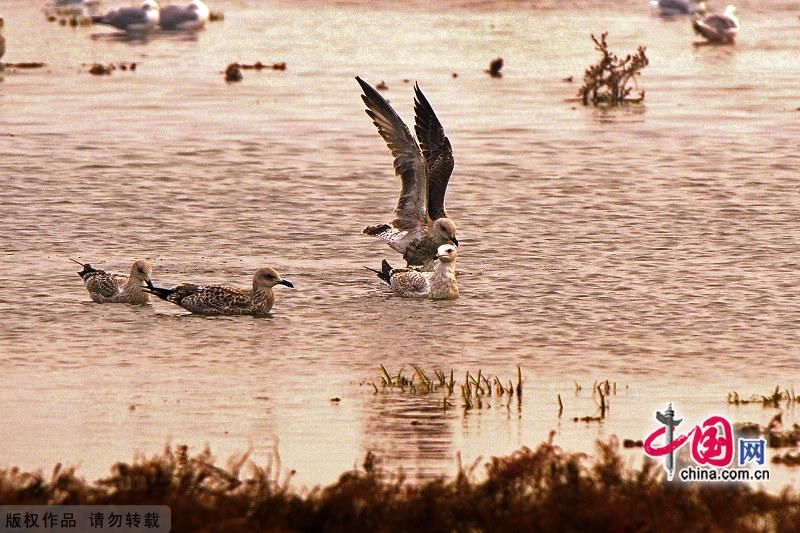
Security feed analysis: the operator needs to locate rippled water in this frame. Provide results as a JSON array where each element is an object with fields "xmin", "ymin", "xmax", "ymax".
[{"xmin": 1, "ymin": 0, "xmax": 799, "ymax": 486}]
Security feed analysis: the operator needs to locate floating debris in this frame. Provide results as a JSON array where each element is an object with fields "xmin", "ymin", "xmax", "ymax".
[
  {"xmin": 224, "ymin": 61, "xmax": 286, "ymax": 82},
  {"xmin": 224, "ymin": 63, "xmax": 243, "ymax": 82},
  {"xmin": 486, "ymin": 57, "xmax": 503, "ymax": 78},
  {"xmin": 623, "ymin": 439, "xmax": 643, "ymax": 448},
  {"xmin": 86, "ymin": 62, "xmax": 136, "ymax": 75},
  {"xmin": 236, "ymin": 61, "xmax": 286, "ymax": 71},
  {"xmin": 375, "ymin": 80, "xmax": 388, "ymax": 90},
  {"xmin": 578, "ymin": 32, "xmax": 648, "ymax": 106},
  {"xmin": 209, "ymin": 10, "xmax": 224, "ymax": 22},
  {"xmin": 574, "ymin": 415, "xmax": 603, "ymax": 423},
  {"xmin": 4, "ymin": 62, "xmax": 47, "ymax": 69}
]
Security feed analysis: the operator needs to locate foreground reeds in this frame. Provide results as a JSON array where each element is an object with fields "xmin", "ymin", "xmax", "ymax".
[{"xmin": 2, "ymin": 437, "xmax": 799, "ymax": 532}]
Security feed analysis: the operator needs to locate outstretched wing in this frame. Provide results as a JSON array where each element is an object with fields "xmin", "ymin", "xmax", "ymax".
[
  {"xmin": 356, "ymin": 76, "xmax": 427, "ymax": 231},
  {"xmin": 414, "ymin": 83, "xmax": 454, "ymax": 221}
]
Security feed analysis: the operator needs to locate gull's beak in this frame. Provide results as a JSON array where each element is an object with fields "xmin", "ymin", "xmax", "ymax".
[
  {"xmin": 145, "ymin": 279, "xmax": 155, "ymax": 289},
  {"xmin": 451, "ymin": 236, "xmax": 459, "ymax": 247},
  {"xmin": 279, "ymin": 279, "xmax": 294, "ymax": 288}
]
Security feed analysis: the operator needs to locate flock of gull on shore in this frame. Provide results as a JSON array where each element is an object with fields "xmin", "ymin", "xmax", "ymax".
[{"xmin": 3, "ymin": 0, "xmax": 743, "ymax": 316}]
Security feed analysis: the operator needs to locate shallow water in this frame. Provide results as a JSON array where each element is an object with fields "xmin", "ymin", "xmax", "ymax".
[{"xmin": 1, "ymin": 0, "xmax": 799, "ymax": 487}]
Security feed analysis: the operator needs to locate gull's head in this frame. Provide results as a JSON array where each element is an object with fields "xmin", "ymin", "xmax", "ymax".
[
  {"xmin": 130, "ymin": 259, "xmax": 153, "ymax": 286},
  {"xmin": 435, "ymin": 244, "xmax": 457, "ymax": 264},
  {"xmin": 694, "ymin": 1, "xmax": 707, "ymax": 15},
  {"xmin": 189, "ymin": 0, "xmax": 209, "ymax": 11},
  {"xmin": 254, "ymin": 267, "xmax": 294, "ymax": 290},
  {"xmin": 432, "ymin": 218, "xmax": 458, "ymax": 247},
  {"xmin": 141, "ymin": 0, "xmax": 159, "ymax": 12}
]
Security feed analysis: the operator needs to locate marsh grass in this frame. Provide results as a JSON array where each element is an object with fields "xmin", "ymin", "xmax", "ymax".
[
  {"xmin": 729, "ymin": 388, "xmax": 800, "ymax": 449},
  {"xmin": 2, "ymin": 437, "xmax": 799, "ymax": 532},
  {"xmin": 375, "ymin": 365, "xmax": 522, "ymax": 411},
  {"xmin": 572, "ymin": 379, "xmax": 618, "ymax": 423},
  {"xmin": 729, "ymin": 386, "xmax": 799, "ymax": 408}
]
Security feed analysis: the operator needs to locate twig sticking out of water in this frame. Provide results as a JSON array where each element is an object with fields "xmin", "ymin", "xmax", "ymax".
[
  {"xmin": 578, "ymin": 32, "xmax": 648, "ymax": 106},
  {"xmin": 486, "ymin": 57, "xmax": 503, "ymax": 78}
]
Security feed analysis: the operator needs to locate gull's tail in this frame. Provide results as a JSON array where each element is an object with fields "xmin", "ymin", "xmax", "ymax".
[
  {"xmin": 365, "ymin": 259, "xmax": 394, "ymax": 286},
  {"xmin": 70, "ymin": 258, "xmax": 97, "ymax": 279},
  {"xmin": 143, "ymin": 285, "xmax": 174, "ymax": 300}
]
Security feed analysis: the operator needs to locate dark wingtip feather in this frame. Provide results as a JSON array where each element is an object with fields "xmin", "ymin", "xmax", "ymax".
[
  {"xmin": 362, "ymin": 223, "xmax": 391, "ymax": 237},
  {"xmin": 143, "ymin": 285, "xmax": 174, "ymax": 300},
  {"xmin": 71, "ymin": 259, "xmax": 97, "ymax": 279},
  {"xmin": 380, "ymin": 259, "xmax": 394, "ymax": 285},
  {"xmin": 365, "ymin": 260, "xmax": 393, "ymax": 286}
]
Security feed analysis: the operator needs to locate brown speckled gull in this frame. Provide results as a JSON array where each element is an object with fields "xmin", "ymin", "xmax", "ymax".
[
  {"xmin": 146, "ymin": 267, "xmax": 294, "ymax": 316},
  {"xmin": 368, "ymin": 244, "xmax": 458, "ymax": 300},
  {"xmin": 73, "ymin": 258, "xmax": 153, "ymax": 305},
  {"xmin": 356, "ymin": 76, "xmax": 459, "ymax": 271}
]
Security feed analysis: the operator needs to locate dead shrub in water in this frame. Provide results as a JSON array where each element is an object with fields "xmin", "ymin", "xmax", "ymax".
[
  {"xmin": 579, "ymin": 32, "xmax": 649, "ymax": 106},
  {"xmin": 2, "ymin": 438, "xmax": 800, "ymax": 531}
]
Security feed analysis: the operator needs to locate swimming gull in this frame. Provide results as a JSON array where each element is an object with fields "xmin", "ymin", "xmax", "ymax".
[
  {"xmin": 159, "ymin": 0, "xmax": 209, "ymax": 31},
  {"xmin": 693, "ymin": 5, "xmax": 739, "ymax": 44},
  {"xmin": 651, "ymin": 0, "xmax": 705, "ymax": 16},
  {"xmin": 72, "ymin": 258, "xmax": 154, "ymax": 305},
  {"xmin": 91, "ymin": 0, "xmax": 160, "ymax": 33},
  {"xmin": 368, "ymin": 244, "xmax": 459, "ymax": 300},
  {"xmin": 145, "ymin": 267, "xmax": 294, "ymax": 316},
  {"xmin": 356, "ymin": 76, "xmax": 459, "ymax": 271}
]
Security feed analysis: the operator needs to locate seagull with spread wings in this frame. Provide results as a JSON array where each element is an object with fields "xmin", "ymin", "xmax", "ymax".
[{"xmin": 356, "ymin": 76, "xmax": 459, "ymax": 271}]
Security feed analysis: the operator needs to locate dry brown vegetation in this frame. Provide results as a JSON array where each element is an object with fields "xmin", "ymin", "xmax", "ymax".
[
  {"xmin": 2, "ymin": 437, "xmax": 799, "ymax": 532},
  {"xmin": 579, "ymin": 32, "xmax": 649, "ymax": 106}
]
